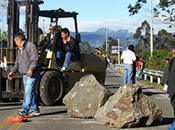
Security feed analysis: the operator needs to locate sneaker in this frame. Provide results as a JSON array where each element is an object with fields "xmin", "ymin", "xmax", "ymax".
[
  {"xmin": 61, "ymin": 67, "xmax": 66, "ymax": 72},
  {"xmin": 171, "ymin": 121, "xmax": 175, "ymax": 127},
  {"xmin": 168, "ymin": 126, "xmax": 175, "ymax": 130},
  {"xmin": 28, "ymin": 110, "xmax": 40, "ymax": 116},
  {"xmin": 16, "ymin": 109, "xmax": 28, "ymax": 118},
  {"xmin": 169, "ymin": 122, "xmax": 175, "ymax": 130}
]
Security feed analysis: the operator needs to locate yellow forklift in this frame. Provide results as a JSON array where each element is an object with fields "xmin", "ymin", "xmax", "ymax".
[{"xmin": 0, "ymin": 0, "xmax": 106, "ymax": 105}]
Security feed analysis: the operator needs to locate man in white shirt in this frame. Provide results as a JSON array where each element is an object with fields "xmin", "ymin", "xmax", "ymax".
[{"xmin": 121, "ymin": 45, "xmax": 136, "ymax": 85}]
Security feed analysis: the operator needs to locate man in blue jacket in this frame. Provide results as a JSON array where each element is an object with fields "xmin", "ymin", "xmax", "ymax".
[{"xmin": 8, "ymin": 33, "xmax": 41, "ymax": 118}]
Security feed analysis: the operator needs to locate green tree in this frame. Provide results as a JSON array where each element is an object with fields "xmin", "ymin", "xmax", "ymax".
[
  {"xmin": 133, "ymin": 20, "xmax": 151, "ymax": 51},
  {"xmin": 80, "ymin": 41, "xmax": 93, "ymax": 54},
  {"xmin": 138, "ymin": 49, "xmax": 172, "ymax": 70},
  {"xmin": 101, "ymin": 43, "xmax": 106, "ymax": 55},
  {"xmin": 135, "ymin": 42, "xmax": 143, "ymax": 54},
  {"xmin": 154, "ymin": 29, "xmax": 175, "ymax": 51},
  {"xmin": 106, "ymin": 37, "xmax": 119, "ymax": 55},
  {"xmin": 149, "ymin": 49, "xmax": 170, "ymax": 70},
  {"xmin": 128, "ymin": 0, "xmax": 175, "ymax": 28},
  {"xmin": 126, "ymin": 38, "xmax": 130, "ymax": 46},
  {"xmin": 0, "ymin": 32, "xmax": 7, "ymax": 41},
  {"xmin": 100, "ymin": 37, "xmax": 118, "ymax": 55},
  {"xmin": 139, "ymin": 50, "xmax": 150, "ymax": 69},
  {"xmin": 57, "ymin": 25, "xmax": 62, "ymax": 31}
]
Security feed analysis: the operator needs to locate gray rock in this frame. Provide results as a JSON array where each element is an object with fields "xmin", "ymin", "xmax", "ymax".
[
  {"xmin": 95, "ymin": 84, "xmax": 162, "ymax": 128},
  {"xmin": 63, "ymin": 74, "xmax": 113, "ymax": 118}
]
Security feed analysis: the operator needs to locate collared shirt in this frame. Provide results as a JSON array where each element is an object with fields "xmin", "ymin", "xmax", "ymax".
[
  {"xmin": 68, "ymin": 36, "xmax": 70, "ymax": 42},
  {"xmin": 18, "ymin": 47, "xmax": 23, "ymax": 54},
  {"xmin": 121, "ymin": 49, "xmax": 136, "ymax": 64},
  {"xmin": 50, "ymin": 34, "xmax": 53, "ymax": 40},
  {"xmin": 12, "ymin": 40, "xmax": 41, "ymax": 74}
]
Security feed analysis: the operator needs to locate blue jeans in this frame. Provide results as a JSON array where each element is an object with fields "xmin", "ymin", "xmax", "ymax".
[
  {"xmin": 137, "ymin": 70, "xmax": 143, "ymax": 79},
  {"xmin": 56, "ymin": 51, "xmax": 78, "ymax": 68},
  {"xmin": 22, "ymin": 71, "xmax": 40, "ymax": 113},
  {"xmin": 123, "ymin": 64, "xmax": 133, "ymax": 85},
  {"xmin": 107, "ymin": 63, "xmax": 110, "ymax": 68}
]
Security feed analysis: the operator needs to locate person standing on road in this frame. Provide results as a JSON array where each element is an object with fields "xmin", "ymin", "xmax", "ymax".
[
  {"xmin": 167, "ymin": 47, "xmax": 175, "ymax": 129},
  {"xmin": 8, "ymin": 33, "xmax": 41, "ymax": 118},
  {"xmin": 112, "ymin": 58, "xmax": 116, "ymax": 67},
  {"xmin": 107, "ymin": 56, "xmax": 111, "ymax": 68},
  {"xmin": 136, "ymin": 54, "xmax": 140, "ymax": 61},
  {"xmin": 136, "ymin": 58, "xmax": 145, "ymax": 80},
  {"xmin": 121, "ymin": 45, "xmax": 136, "ymax": 85},
  {"xmin": 131, "ymin": 49, "xmax": 137, "ymax": 84},
  {"xmin": 163, "ymin": 58, "xmax": 170, "ymax": 92}
]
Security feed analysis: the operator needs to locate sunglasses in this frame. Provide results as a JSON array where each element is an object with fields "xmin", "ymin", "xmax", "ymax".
[{"xmin": 49, "ymin": 28, "xmax": 53, "ymax": 30}]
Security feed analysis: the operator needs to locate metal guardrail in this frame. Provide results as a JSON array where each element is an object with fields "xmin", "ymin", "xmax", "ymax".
[{"xmin": 115, "ymin": 64, "xmax": 164, "ymax": 85}]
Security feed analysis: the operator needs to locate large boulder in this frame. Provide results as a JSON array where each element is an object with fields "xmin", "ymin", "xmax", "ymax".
[
  {"xmin": 63, "ymin": 74, "xmax": 113, "ymax": 118},
  {"xmin": 95, "ymin": 84, "xmax": 162, "ymax": 128}
]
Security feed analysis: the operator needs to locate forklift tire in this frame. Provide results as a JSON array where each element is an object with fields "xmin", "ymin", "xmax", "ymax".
[{"xmin": 39, "ymin": 71, "xmax": 65, "ymax": 106}]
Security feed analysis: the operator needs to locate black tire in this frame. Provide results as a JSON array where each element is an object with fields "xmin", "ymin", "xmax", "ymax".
[{"xmin": 39, "ymin": 71, "xmax": 65, "ymax": 105}]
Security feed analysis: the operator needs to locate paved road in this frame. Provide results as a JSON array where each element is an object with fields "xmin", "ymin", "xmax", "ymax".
[{"xmin": 0, "ymin": 68, "xmax": 173, "ymax": 130}]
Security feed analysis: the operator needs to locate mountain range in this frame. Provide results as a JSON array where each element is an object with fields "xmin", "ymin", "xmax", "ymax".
[{"xmin": 71, "ymin": 28, "xmax": 138, "ymax": 48}]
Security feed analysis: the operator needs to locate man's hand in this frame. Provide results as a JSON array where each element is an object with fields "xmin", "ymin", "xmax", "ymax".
[
  {"xmin": 8, "ymin": 71, "xmax": 14, "ymax": 80},
  {"xmin": 62, "ymin": 39, "xmax": 67, "ymax": 44},
  {"xmin": 27, "ymin": 69, "xmax": 33, "ymax": 77}
]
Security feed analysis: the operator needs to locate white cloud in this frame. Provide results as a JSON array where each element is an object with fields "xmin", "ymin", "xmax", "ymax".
[
  {"xmin": 38, "ymin": 17, "xmax": 175, "ymax": 34},
  {"xmin": 153, "ymin": 0, "xmax": 159, "ymax": 4},
  {"xmin": 108, "ymin": 1, "xmax": 116, "ymax": 4}
]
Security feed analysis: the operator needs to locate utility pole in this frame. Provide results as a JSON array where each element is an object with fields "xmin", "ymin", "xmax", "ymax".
[
  {"xmin": 106, "ymin": 26, "xmax": 108, "ymax": 56},
  {"xmin": 43, "ymin": 19, "xmax": 45, "ymax": 34},
  {"xmin": 150, "ymin": 0, "xmax": 153, "ymax": 57},
  {"xmin": 118, "ymin": 39, "xmax": 120, "ymax": 64},
  {"xmin": 1, "ymin": 0, "xmax": 5, "ymax": 60}
]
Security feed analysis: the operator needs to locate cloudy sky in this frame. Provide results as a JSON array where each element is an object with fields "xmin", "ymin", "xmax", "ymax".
[{"xmin": 0, "ymin": 0, "xmax": 174, "ymax": 34}]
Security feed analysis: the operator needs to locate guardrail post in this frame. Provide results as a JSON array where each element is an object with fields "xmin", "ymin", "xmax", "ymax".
[
  {"xmin": 0, "ymin": 68, "xmax": 2, "ymax": 102},
  {"xmin": 157, "ymin": 77, "xmax": 160, "ymax": 85},
  {"xmin": 144, "ymin": 74, "xmax": 147, "ymax": 80},
  {"xmin": 115, "ymin": 64, "xmax": 164, "ymax": 85},
  {"xmin": 150, "ymin": 75, "xmax": 153, "ymax": 83}
]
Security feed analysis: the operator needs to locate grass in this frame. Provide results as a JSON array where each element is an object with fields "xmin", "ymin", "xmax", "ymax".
[{"xmin": 140, "ymin": 79, "xmax": 164, "ymax": 90}]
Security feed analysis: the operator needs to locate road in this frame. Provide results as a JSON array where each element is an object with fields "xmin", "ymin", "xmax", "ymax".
[{"xmin": 0, "ymin": 67, "xmax": 173, "ymax": 130}]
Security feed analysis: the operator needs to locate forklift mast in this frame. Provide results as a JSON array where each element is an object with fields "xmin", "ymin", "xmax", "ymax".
[
  {"xmin": 7, "ymin": 0, "xmax": 80, "ymax": 62},
  {"xmin": 7, "ymin": 0, "xmax": 43, "ymax": 48},
  {"xmin": 0, "ymin": 0, "xmax": 81, "ymax": 102}
]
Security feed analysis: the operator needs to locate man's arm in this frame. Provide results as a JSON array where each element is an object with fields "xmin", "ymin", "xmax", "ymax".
[
  {"xmin": 8, "ymin": 71, "xmax": 14, "ymax": 80},
  {"xmin": 93, "ymin": 49, "xmax": 102, "ymax": 55},
  {"xmin": 27, "ymin": 42, "xmax": 39, "ymax": 71},
  {"xmin": 65, "ymin": 37, "xmax": 76, "ymax": 52},
  {"xmin": 11, "ymin": 52, "xmax": 20, "ymax": 74}
]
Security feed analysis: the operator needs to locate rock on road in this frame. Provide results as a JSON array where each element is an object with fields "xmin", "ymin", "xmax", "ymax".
[{"xmin": 0, "ymin": 67, "xmax": 173, "ymax": 130}]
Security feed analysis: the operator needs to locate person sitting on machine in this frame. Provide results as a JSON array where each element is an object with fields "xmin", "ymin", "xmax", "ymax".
[
  {"xmin": 93, "ymin": 48, "xmax": 102, "ymax": 55},
  {"xmin": 38, "ymin": 25, "xmax": 61, "ymax": 54},
  {"xmin": 56, "ymin": 28, "xmax": 78, "ymax": 72}
]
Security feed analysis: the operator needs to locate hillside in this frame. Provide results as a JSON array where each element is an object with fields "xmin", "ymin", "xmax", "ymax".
[{"xmin": 71, "ymin": 28, "xmax": 138, "ymax": 48}]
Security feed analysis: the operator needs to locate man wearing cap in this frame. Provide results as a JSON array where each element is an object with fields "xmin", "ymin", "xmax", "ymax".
[
  {"xmin": 121, "ymin": 45, "xmax": 136, "ymax": 85},
  {"xmin": 38, "ymin": 25, "xmax": 61, "ymax": 54}
]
